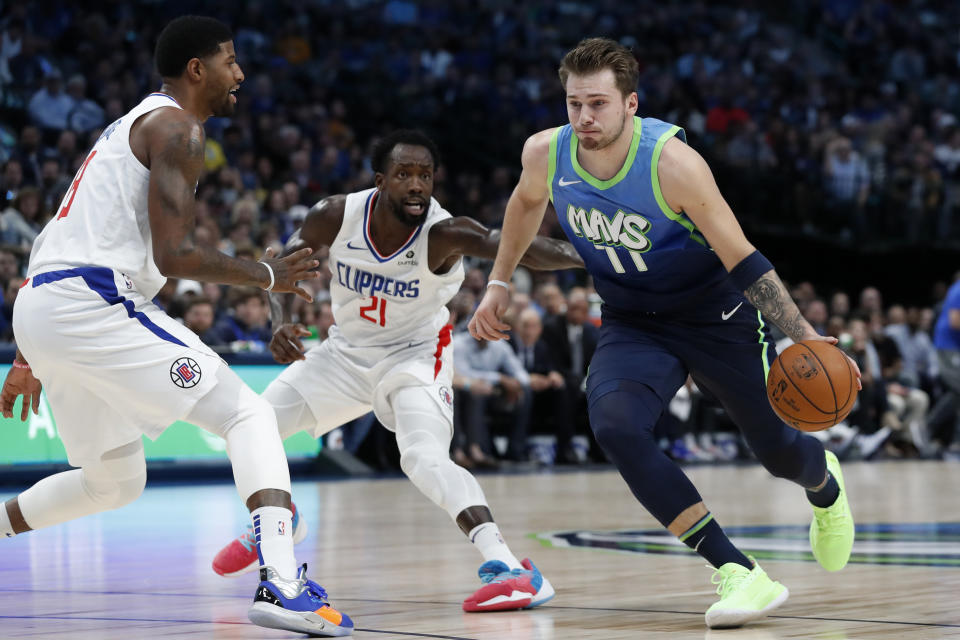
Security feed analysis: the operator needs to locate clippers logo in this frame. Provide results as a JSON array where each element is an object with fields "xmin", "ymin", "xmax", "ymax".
[
  {"xmin": 790, "ymin": 354, "xmax": 820, "ymax": 380},
  {"xmin": 439, "ymin": 386, "xmax": 453, "ymax": 408},
  {"xmin": 170, "ymin": 357, "xmax": 202, "ymax": 388}
]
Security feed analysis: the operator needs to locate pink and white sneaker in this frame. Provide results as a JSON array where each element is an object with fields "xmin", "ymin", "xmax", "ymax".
[
  {"xmin": 462, "ymin": 558, "xmax": 555, "ymax": 612},
  {"xmin": 213, "ymin": 502, "xmax": 308, "ymax": 577}
]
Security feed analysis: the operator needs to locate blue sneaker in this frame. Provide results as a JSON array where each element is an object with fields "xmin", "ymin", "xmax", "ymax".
[
  {"xmin": 462, "ymin": 558, "xmax": 555, "ymax": 612},
  {"xmin": 248, "ymin": 563, "xmax": 353, "ymax": 636}
]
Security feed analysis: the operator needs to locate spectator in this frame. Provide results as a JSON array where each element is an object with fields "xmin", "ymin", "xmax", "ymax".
[
  {"xmin": 842, "ymin": 316, "xmax": 895, "ymax": 457},
  {"xmin": 884, "ymin": 305, "xmax": 939, "ymax": 392},
  {"xmin": 828, "ymin": 291, "xmax": 850, "ymax": 320},
  {"xmin": 876, "ymin": 335, "xmax": 929, "ymax": 455},
  {"xmin": 27, "ymin": 68, "xmax": 74, "ymax": 132},
  {"xmin": 1, "ymin": 160, "xmax": 23, "ymax": 206},
  {"xmin": 212, "ymin": 287, "xmax": 273, "ymax": 350},
  {"xmin": 182, "ymin": 297, "xmax": 220, "ymax": 346},
  {"xmin": 803, "ymin": 298, "xmax": 829, "ymax": 335},
  {"xmin": 0, "ymin": 186, "xmax": 41, "ymax": 249},
  {"xmin": 543, "ymin": 287, "xmax": 599, "ymax": 396},
  {"xmin": 510, "ymin": 308, "xmax": 581, "ymax": 464},
  {"xmin": 453, "ymin": 330, "xmax": 530, "ymax": 463},
  {"xmin": 822, "ymin": 136, "xmax": 870, "ymax": 238},
  {"xmin": 64, "ymin": 74, "xmax": 105, "ymax": 134},
  {"xmin": 926, "ymin": 279, "xmax": 960, "ymax": 453}
]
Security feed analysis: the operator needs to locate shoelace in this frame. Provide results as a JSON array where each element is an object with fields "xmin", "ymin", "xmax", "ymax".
[
  {"xmin": 303, "ymin": 577, "xmax": 329, "ymax": 603},
  {"xmin": 814, "ymin": 500, "xmax": 848, "ymax": 535},
  {"xmin": 480, "ymin": 568, "xmax": 528, "ymax": 585},
  {"xmin": 710, "ymin": 565, "xmax": 750, "ymax": 597}
]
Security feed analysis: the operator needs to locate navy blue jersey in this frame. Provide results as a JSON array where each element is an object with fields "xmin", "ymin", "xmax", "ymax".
[{"xmin": 548, "ymin": 116, "xmax": 733, "ymax": 314}]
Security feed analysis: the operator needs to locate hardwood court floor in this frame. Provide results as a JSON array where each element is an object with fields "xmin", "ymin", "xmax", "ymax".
[{"xmin": 2, "ymin": 460, "xmax": 960, "ymax": 639}]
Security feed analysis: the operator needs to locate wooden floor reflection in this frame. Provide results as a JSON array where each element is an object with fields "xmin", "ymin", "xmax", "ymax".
[{"xmin": 2, "ymin": 459, "xmax": 959, "ymax": 639}]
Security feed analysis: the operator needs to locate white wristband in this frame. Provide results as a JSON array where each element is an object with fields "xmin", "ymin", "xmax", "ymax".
[
  {"xmin": 259, "ymin": 261, "xmax": 275, "ymax": 291},
  {"xmin": 487, "ymin": 279, "xmax": 510, "ymax": 291}
]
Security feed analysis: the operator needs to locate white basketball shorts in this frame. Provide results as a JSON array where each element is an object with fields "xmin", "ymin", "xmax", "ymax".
[
  {"xmin": 13, "ymin": 266, "xmax": 223, "ymax": 466},
  {"xmin": 275, "ymin": 324, "xmax": 455, "ymax": 435}
]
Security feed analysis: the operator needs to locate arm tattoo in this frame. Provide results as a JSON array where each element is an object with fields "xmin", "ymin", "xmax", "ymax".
[{"xmin": 745, "ymin": 273, "xmax": 807, "ymax": 342}]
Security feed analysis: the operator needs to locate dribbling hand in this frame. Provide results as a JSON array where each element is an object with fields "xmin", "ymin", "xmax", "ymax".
[
  {"xmin": 261, "ymin": 247, "xmax": 321, "ymax": 302},
  {"xmin": 1, "ymin": 363, "xmax": 42, "ymax": 421},
  {"xmin": 270, "ymin": 323, "xmax": 312, "ymax": 364},
  {"xmin": 800, "ymin": 332, "xmax": 863, "ymax": 391},
  {"xmin": 468, "ymin": 285, "xmax": 511, "ymax": 341}
]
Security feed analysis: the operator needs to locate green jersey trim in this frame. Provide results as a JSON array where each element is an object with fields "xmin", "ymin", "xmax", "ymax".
[
  {"xmin": 569, "ymin": 117, "xmax": 642, "ymax": 190},
  {"xmin": 547, "ymin": 127, "xmax": 560, "ymax": 203},
  {"xmin": 650, "ymin": 125, "xmax": 707, "ymax": 247},
  {"xmin": 757, "ymin": 310, "xmax": 771, "ymax": 382}
]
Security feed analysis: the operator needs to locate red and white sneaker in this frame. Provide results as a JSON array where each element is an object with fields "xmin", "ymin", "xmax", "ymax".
[
  {"xmin": 462, "ymin": 558, "xmax": 555, "ymax": 612},
  {"xmin": 213, "ymin": 502, "xmax": 308, "ymax": 577}
]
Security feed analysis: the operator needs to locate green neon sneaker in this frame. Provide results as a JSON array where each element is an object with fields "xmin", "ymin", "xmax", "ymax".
[
  {"xmin": 704, "ymin": 558, "xmax": 789, "ymax": 629},
  {"xmin": 809, "ymin": 450, "xmax": 854, "ymax": 571}
]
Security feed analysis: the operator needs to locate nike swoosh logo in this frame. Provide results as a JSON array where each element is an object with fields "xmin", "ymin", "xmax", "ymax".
[
  {"xmin": 721, "ymin": 302, "xmax": 743, "ymax": 321},
  {"xmin": 558, "ymin": 177, "xmax": 582, "ymax": 187},
  {"xmin": 345, "ymin": 241, "xmax": 366, "ymax": 250},
  {"xmin": 694, "ymin": 536, "xmax": 705, "ymax": 553}
]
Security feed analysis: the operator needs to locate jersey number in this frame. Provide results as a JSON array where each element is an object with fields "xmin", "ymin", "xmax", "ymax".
[
  {"xmin": 596, "ymin": 245, "xmax": 648, "ymax": 273},
  {"xmin": 56, "ymin": 150, "xmax": 97, "ymax": 220},
  {"xmin": 359, "ymin": 296, "xmax": 387, "ymax": 327}
]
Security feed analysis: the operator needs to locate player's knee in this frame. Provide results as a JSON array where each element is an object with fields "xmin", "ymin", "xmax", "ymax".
[
  {"xmin": 399, "ymin": 445, "xmax": 446, "ymax": 505},
  {"xmin": 226, "ymin": 389, "xmax": 278, "ymax": 439},
  {"xmin": 590, "ymin": 384, "xmax": 659, "ymax": 451},
  {"xmin": 81, "ymin": 468, "xmax": 146, "ymax": 510},
  {"xmin": 111, "ymin": 472, "xmax": 147, "ymax": 508}
]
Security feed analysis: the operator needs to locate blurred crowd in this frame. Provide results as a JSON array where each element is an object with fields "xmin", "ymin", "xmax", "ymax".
[
  {"xmin": 0, "ymin": 1, "xmax": 959, "ymax": 465},
  {"xmin": 431, "ymin": 272, "xmax": 960, "ymax": 468}
]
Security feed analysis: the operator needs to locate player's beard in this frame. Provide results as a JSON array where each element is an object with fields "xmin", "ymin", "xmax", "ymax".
[
  {"xmin": 579, "ymin": 112, "xmax": 627, "ymax": 151},
  {"xmin": 211, "ymin": 93, "xmax": 236, "ymax": 118},
  {"xmin": 387, "ymin": 193, "xmax": 428, "ymax": 228}
]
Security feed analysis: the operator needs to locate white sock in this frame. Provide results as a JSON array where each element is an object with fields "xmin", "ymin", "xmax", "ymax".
[
  {"xmin": 468, "ymin": 523, "xmax": 522, "ymax": 569},
  {"xmin": 251, "ymin": 506, "xmax": 297, "ymax": 579},
  {"xmin": 0, "ymin": 501, "xmax": 13, "ymax": 538}
]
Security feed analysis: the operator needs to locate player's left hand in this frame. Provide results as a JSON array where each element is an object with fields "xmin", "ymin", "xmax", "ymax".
[
  {"xmin": 270, "ymin": 323, "xmax": 312, "ymax": 364},
  {"xmin": 468, "ymin": 284, "xmax": 511, "ymax": 341},
  {"xmin": 1, "ymin": 363, "xmax": 42, "ymax": 421},
  {"xmin": 802, "ymin": 332, "xmax": 862, "ymax": 391}
]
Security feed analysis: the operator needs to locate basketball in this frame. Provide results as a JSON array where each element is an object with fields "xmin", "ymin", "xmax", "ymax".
[{"xmin": 766, "ymin": 341, "xmax": 858, "ymax": 432}]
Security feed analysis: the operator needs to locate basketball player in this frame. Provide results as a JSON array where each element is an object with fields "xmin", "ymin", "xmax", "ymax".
[
  {"xmin": 212, "ymin": 129, "xmax": 583, "ymax": 612},
  {"xmin": 469, "ymin": 38, "xmax": 862, "ymax": 629},
  {"xmin": 0, "ymin": 16, "xmax": 353, "ymax": 637}
]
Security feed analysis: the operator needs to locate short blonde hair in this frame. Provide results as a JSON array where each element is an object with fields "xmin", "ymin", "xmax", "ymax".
[{"xmin": 559, "ymin": 38, "xmax": 639, "ymax": 98}]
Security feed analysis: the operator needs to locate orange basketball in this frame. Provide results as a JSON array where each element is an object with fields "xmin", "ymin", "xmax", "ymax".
[{"xmin": 766, "ymin": 340, "xmax": 858, "ymax": 432}]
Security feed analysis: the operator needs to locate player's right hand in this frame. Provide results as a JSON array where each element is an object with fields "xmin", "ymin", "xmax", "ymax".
[
  {"xmin": 1, "ymin": 364, "xmax": 42, "ymax": 421},
  {"xmin": 262, "ymin": 247, "xmax": 321, "ymax": 302},
  {"xmin": 270, "ymin": 323, "xmax": 312, "ymax": 363},
  {"xmin": 468, "ymin": 285, "xmax": 511, "ymax": 341}
]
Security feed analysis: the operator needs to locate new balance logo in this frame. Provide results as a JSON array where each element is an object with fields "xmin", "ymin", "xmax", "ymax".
[
  {"xmin": 558, "ymin": 177, "xmax": 582, "ymax": 187},
  {"xmin": 721, "ymin": 302, "xmax": 743, "ymax": 321}
]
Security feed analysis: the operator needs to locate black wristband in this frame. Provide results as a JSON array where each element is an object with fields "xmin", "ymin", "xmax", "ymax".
[{"xmin": 729, "ymin": 250, "xmax": 774, "ymax": 291}]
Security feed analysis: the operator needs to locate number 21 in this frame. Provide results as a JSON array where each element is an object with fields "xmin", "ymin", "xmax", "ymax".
[{"xmin": 359, "ymin": 296, "xmax": 387, "ymax": 326}]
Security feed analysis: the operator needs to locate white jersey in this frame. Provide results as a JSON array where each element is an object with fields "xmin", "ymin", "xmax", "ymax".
[
  {"xmin": 328, "ymin": 187, "xmax": 464, "ymax": 348},
  {"xmin": 27, "ymin": 92, "xmax": 182, "ymax": 299}
]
